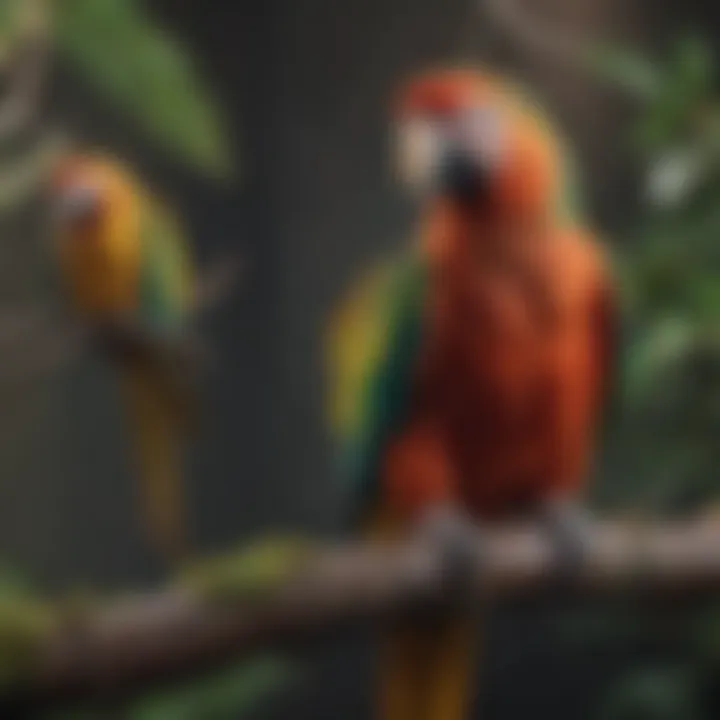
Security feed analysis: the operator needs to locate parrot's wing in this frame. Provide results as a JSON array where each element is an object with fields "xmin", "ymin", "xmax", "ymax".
[
  {"xmin": 325, "ymin": 254, "xmax": 427, "ymax": 526},
  {"xmin": 119, "ymin": 200, "xmax": 202, "ymax": 565},
  {"xmin": 139, "ymin": 200, "xmax": 195, "ymax": 334},
  {"xmin": 134, "ymin": 198, "xmax": 206, "ymax": 389}
]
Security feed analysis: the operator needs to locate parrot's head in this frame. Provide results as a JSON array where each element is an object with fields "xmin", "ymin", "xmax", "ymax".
[
  {"xmin": 393, "ymin": 68, "xmax": 562, "ymax": 218},
  {"xmin": 48, "ymin": 154, "xmax": 137, "ymax": 244}
]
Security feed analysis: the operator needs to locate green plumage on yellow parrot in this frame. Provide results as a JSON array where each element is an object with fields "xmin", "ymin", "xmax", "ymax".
[{"xmin": 49, "ymin": 152, "xmax": 201, "ymax": 566}]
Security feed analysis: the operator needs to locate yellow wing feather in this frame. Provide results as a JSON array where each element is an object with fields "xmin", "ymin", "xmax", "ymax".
[{"xmin": 325, "ymin": 258, "xmax": 400, "ymax": 439}]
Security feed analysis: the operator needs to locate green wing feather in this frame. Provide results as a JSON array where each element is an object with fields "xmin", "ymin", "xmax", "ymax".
[
  {"xmin": 138, "ymin": 199, "xmax": 195, "ymax": 333},
  {"xmin": 325, "ymin": 254, "xmax": 427, "ymax": 525},
  {"xmin": 128, "ymin": 196, "xmax": 197, "ymax": 565}
]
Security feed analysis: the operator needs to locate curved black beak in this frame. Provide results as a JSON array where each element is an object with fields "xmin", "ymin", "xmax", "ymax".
[{"xmin": 438, "ymin": 145, "xmax": 488, "ymax": 205}]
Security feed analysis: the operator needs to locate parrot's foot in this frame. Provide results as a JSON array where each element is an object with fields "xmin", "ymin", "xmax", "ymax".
[
  {"xmin": 539, "ymin": 498, "xmax": 596, "ymax": 582},
  {"xmin": 416, "ymin": 505, "xmax": 486, "ymax": 606}
]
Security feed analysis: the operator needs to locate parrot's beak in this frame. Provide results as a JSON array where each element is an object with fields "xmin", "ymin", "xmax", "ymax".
[
  {"xmin": 395, "ymin": 114, "xmax": 497, "ymax": 204},
  {"xmin": 438, "ymin": 144, "xmax": 489, "ymax": 205},
  {"xmin": 52, "ymin": 184, "xmax": 102, "ymax": 226}
]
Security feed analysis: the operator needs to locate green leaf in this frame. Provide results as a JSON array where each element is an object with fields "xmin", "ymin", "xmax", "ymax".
[
  {"xmin": 585, "ymin": 44, "xmax": 662, "ymax": 98},
  {"xmin": 631, "ymin": 36, "xmax": 715, "ymax": 151},
  {"xmin": 133, "ymin": 657, "xmax": 292, "ymax": 720},
  {"xmin": 599, "ymin": 667, "xmax": 704, "ymax": 720},
  {"xmin": 622, "ymin": 318, "xmax": 696, "ymax": 404},
  {"xmin": 645, "ymin": 146, "xmax": 708, "ymax": 208},
  {"xmin": 0, "ymin": 566, "xmax": 58, "ymax": 693},
  {"xmin": 178, "ymin": 536, "xmax": 315, "ymax": 605},
  {"xmin": 671, "ymin": 36, "xmax": 714, "ymax": 98},
  {"xmin": 56, "ymin": 0, "xmax": 232, "ymax": 179},
  {"xmin": 0, "ymin": 0, "xmax": 20, "ymax": 35}
]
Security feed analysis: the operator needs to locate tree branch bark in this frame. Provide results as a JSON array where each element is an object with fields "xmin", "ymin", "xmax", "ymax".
[{"xmin": 4, "ymin": 518, "xmax": 720, "ymax": 712}]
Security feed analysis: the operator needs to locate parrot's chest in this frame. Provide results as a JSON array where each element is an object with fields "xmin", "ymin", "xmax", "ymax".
[
  {"xmin": 420, "ymin": 265, "xmax": 565, "ymax": 494},
  {"xmin": 59, "ymin": 233, "xmax": 140, "ymax": 317},
  {"xmin": 426, "ymin": 266, "xmax": 558, "ymax": 408}
]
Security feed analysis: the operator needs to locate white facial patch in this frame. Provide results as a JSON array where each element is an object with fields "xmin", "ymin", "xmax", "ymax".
[
  {"xmin": 395, "ymin": 105, "xmax": 506, "ymax": 196},
  {"xmin": 394, "ymin": 118, "xmax": 446, "ymax": 193}
]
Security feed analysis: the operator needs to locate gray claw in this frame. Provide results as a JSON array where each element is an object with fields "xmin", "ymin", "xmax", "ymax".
[
  {"xmin": 540, "ymin": 499, "xmax": 595, "ymax": 580},
  {"xmin": 416, "ymin": 505, "xmax": 485, "ymax": 602}
]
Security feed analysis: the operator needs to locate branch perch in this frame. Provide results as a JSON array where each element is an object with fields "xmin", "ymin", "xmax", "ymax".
[{"xmin": 4, "ymin": 519, "xmax": 720, "ymax": 712}]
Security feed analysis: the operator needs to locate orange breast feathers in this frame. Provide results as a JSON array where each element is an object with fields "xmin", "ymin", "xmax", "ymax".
[{"xmin": 382, "ymin": 215, "xmax": 615, "ymax": 521}]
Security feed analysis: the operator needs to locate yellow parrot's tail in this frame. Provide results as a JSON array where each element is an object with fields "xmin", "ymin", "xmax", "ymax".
[
  {"xmin": 121, "ymin": 365, "xmax": 193, "ymax": 567},
  {"xmin": 378, "ymin": 616, "xmax": 478, "ymax": 720}
]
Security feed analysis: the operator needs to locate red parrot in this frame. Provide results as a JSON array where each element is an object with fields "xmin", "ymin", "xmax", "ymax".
[{"xmin": 326, "ymin": 68, "xmax": 616, "ymax": 720}]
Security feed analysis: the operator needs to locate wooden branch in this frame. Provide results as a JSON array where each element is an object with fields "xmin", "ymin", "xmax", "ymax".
[{"xmin": 4, "ymin": 519, "xmax": 720, "ymax": 712}]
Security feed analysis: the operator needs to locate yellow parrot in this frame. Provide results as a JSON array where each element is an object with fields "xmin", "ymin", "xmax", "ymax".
[{"xmin": 48, "ymin": 151, "xmax": 220, "ymax": 566}]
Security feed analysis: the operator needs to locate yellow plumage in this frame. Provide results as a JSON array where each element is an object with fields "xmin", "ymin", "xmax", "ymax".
[
  {"xmin": 52, "ymin": 152, "xmax": 195, "ymax": 566},
  {"xmin": 122, "ymin": 365, "xmax": 191, "ymax": 564},
  {"xmin": 54, "ymin": 156, "xmax": 143, "ymax": 318},
  {"xmin": 325, "ymin": 257, "xmax": 401, "ymax": 439}
]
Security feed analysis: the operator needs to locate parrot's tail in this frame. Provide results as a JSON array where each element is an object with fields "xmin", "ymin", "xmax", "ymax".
[
  {"xmin": 378, "ymin": 615, "xmax": 478, "ymax": 720},
  {"xmin": 121, "ymin": 365, "xmax": 192, "ymax": 567},
  {"xmin": 366, "ymin": 510, "xmax": 479, "ymax": 720}
]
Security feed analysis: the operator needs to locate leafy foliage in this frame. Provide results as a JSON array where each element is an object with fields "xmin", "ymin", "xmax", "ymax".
[
  {"xmin": 132, "ymin": 656, "xmax": 293, "ymax": 720},
  {"xmin": 586, "ymin": 45, "xmax": 661, "ymax": 99},
  {"xmin": 55, "ymin": 0, "xmax": 232, "ymax": 178},
  {"xmin": 0, "ymin": 558, "xmax": 296, "ymax": 719},
  {"xmin": 44, "ymin": 659, "xmax": 292, "ymax": 720},
  {"xmin": 585, "ymin": 34, "xmax": 720, "ymax": 719},
  {"xmin": 179, "ymin": 536, "xmax": 314, "ymax": 605},
  {"xmin": 0, "ymin": 566, "xmax": 58, "ymax": 695},
  {"xmin": 599, "ymin": 667, "xmax": 705, "ymax": 720}
]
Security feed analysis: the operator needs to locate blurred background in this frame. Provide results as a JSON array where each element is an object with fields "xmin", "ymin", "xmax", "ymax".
[{"xmin": 2, "ymin": 0, "xmax": 720, "ymax": 718}]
